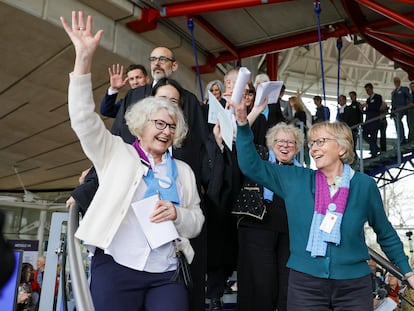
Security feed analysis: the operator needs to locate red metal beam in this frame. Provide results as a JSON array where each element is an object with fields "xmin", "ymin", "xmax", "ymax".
[
  {"xmin": 366, "ymin": 28, "xmax": 414, "ymax": 40},
  {"xmin": 364, "ymin": 30, "xmax": 414, "ymax": 57},
  {"xmin": 191, "ymin": 15, "xmax": 239, "ymax": 58},
  {"xmin": 355, "ymin": 0, "xmax": 414, "ymax": 30},
  {"xmin": 197, "ymin": 22, "xmax": 357, "ymax": 73},
  {"xmin": 341, "ymin": 0, "xmax": 414, "ymax": 80},
  {"xmin": 160, "ymin": 0, "xmax": 294, "ymax": 18},
  {"xmin": 266, "ymin": 53, "xmax": 279, "ymax": 80}
]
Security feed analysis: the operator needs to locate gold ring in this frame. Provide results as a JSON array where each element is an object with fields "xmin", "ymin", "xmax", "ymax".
[
  {"xmin": 78, "ymin": 27, "xmax": 85, "ymax": 31},
  {"xmin": 163, "ymin": 206, "xmax": 169, "ymax": 211}
]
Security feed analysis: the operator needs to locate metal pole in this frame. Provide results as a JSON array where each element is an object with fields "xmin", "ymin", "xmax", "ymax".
[{"xmin": 67, "ymin": 203, "xmax": 95, "ymax": 311}]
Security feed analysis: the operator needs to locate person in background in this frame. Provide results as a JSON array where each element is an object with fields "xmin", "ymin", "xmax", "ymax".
[
  {"xmin": 337, "ymin": 94, "xmax": 362, "ymax": 155},
  {"xmin": 312, "ymin": 95, "xmax": 330, "ymax": 123},
  {"xmin": 203, "ymin": 79, "xmax": 227, "ymax": 133},
  {"xmin": 34, "ymin": 256, "xmax": 45, "ymax": 291},
  {"xmin": 368, "ymin": 259, "xmax": 385, "ymax": 297},
  {"xmin": 386, "ymin": 273, "xmax": 401, "ymax": 309},
  {"xmin": 407, "ymin": 82, "xmax": 414, "ymax": 143},
  {"xmin": 203, "ymin": 68, "xmax": 240, "ymax": 311},
  {"xmin": 32, "ymin": 255, "xmax": 45, "ymax": 310},
  {"xmin": 204, "ymin": 79, "xmax": 226, "ymax": 107},
  {"xmin": 279, "ymin": 85, "xmax": 293, "ymax": 122},
  {"xmin": 345, "ymin": 91, "xmax": 363, "ymax": 155},
  {"xmin": 100, "ymin": 63, "xmax": 150, "ymax": 117},
  {"xmin": 391, "ymin": 77, "xmax": 412, "ymax": 144},
  {"xmin": 17, "ymin": 263, "xmax": 35, "ymax": 311},
  {"xmin": 289, "ymin": 96, "xmax": 307, "ymax": 127},
  {"xmin": 235, "ymin": 121, "xmax": 303, "ymax": 311},
  {"xmin": 361, "ymin": 83, "xmax": 382, "ymax": 158},
  {"xmin": 60, "ymin": 11, "xmax": 204, "ymax": 310},
  {"xmin": 232, "ymin": 92, "xmax": 414, "ymax": 310}
]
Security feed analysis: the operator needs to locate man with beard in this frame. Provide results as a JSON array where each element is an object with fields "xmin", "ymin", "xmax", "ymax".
[{"xmin": 67, "ymin": 46, "xmax": 208, "ymax": 311}]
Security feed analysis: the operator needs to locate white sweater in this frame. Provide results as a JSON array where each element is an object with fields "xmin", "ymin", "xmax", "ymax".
[{"xmin": 68, "ymin": 73, "xmax": 204, "ymax": 263}]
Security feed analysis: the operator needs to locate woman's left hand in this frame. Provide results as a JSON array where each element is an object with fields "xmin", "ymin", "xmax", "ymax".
[{"xmin": 150, "ymin": 200, "xmax": 177, "ymax": 223}]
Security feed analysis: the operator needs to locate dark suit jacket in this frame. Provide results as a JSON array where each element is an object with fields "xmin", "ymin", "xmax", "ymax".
[{"xmin": 100, "ymin": 92, "xmax": 122, "ymax": 117}]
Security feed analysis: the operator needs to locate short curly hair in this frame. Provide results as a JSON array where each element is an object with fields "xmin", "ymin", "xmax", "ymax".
[
  {"xmin": 266, "ymin": 122, "xmax": 304, "ymax": 154},
  {"xmin": 125, "ymin": 96, "xmax": 188, "ymax": 148}
]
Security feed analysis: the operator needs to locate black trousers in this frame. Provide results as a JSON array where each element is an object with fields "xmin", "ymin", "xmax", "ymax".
[
  {"xmin": 287, "ymin": 270, "xmax": 372, "ymax": 311},
  {"xmin": 237, "ymin": 223, "xmax": 290, "ymax": 311}
]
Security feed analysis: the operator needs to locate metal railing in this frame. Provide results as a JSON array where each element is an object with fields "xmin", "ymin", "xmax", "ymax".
[{"xmin": 67, "ymin": 203, "xmax": 95, "ymax": 311}]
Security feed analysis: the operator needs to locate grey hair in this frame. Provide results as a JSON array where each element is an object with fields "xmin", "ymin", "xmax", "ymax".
[
  {"xmin": 205, "ymin": 80, "xmax": 225, "ymax": 100},
  {"xmin": 254, "ymin": 73, "xmax": 270, "ymax": 89},
  {"xmin": 125, "ymin": 96, "xmax": 188, "ymax": 148},
  {"xmin": 266, "ymin": 122, "xmax": 304, "ymax": 154}
]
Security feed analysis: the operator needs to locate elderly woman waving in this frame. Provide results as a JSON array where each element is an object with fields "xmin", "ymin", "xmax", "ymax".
[
  {"xmin": 231, "ymin": 94, "xmax": 414, "ymax": 310},
  {"xmin": 60, "ymin": 11, "xmax": 204, "ymax": 311}
]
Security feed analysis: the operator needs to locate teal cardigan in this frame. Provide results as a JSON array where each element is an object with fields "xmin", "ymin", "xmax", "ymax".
[{"xmin": 236, "ymin": 123, "xmax": 411, "ymax": 279}]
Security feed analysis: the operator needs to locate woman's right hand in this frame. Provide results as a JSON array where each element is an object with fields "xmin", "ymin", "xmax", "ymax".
[{"xmin": 60, "ymin": 11, "xmax": 104, "ymax": 75}]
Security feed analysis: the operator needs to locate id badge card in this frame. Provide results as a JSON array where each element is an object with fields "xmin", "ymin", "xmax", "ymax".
[{"xmin": 319, "ymin": 212, "xmax": 338, "ymax": 234}]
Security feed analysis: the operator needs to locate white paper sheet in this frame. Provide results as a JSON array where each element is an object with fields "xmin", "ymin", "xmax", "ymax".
[
  {"xmin": 131, "ymin": 194, "xmax": 179, "ymax": 249},
  {"xmin": 231, "ymin": 67, "xmax": 251, "ymax": 104},
  {"xmin": 207, "ymin": 91, "xmax": 219, "ymax": 124},
  {"xmin": 254, "ymin": 81, "xmax": 284, "ymax": 106},
  {"xmin": 208, "ymin": 91, "xmax": 234, "ymax": 150}
]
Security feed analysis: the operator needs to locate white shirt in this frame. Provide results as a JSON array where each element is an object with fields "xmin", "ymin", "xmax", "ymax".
[{"xmin": 104, "ymin": 151, "xmax": 180, "ymax": 272}]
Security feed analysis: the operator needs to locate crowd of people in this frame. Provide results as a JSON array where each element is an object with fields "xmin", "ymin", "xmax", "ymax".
[{"xmin": 54, "ymin": 10, "xmax": 414, "ymax": 311}]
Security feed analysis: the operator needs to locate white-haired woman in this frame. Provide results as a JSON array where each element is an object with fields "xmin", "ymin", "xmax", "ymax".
[{"xmin": 61, "ymin": 11, "xmax": 204, "ymax": 311}]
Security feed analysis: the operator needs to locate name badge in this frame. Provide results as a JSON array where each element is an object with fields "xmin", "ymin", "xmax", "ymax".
[{"xmin": 320, "ymin": 212, "xmax": 337, "ymax": 234}]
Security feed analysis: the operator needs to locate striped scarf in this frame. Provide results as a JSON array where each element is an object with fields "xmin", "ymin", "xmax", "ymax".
[{"xmin": 306, "ymin": 163, "xmax": 350, "ymax": 257}]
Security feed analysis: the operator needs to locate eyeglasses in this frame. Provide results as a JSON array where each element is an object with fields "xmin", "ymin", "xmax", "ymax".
[
  {"xmin": 274, "ymin": 139, "xmax": 296, "ymax": 147},
  {"xmin": 308, "ymin": 137, "xmax": 336, "ymax": 148},
  {"xmin": 149, "ymin": 119, "xmax": 176, "ymax": 133},
  {"xmin": 148, "ymin": 56, "xmax": 175, "ymax": 64}
]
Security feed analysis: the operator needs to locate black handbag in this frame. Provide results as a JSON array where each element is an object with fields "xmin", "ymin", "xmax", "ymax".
[{"xmin": 171, "ymin": 241, "xmax": 193, "ymax": 290}]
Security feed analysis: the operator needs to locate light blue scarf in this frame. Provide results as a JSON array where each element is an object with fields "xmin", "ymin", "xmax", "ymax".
[{"xmin": 132, "ymin": 140, "xmax": 180, "ymax": 205}]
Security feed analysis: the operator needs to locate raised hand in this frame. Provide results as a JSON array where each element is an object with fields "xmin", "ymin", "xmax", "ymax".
[
  {"xmin": 60, "ymin": 11, "xmax": 104, "ymax": 75},
  {"xmin": 247, "ymin": 97, "xmax": 268, "ymax": 125},
  {"xmin": 230, "ymin": 96, "xmax": 249, "ymax": 125},
  {"xmin": 108, "ymin": 64, "xmax": 128, "ymax": 90}
]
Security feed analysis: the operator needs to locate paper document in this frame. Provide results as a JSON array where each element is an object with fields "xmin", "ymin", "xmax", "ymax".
[
  {"xmin": 207, "ymin": 91, "xmax": 234, "ymax": 150},
  {"xmin": 207, "ymin": 91, "xmax": 219, "ymax": 124},
  {"xmin": 231, "ymin": 67, "xmax": 251, "ymax": 104},
  {"xmin": 131, "ymin": 194, "xmax": 179, "ymax": 249},
  {"xmin": 254, "ymin": 81, "xmax": 284, "ymax": 106}
]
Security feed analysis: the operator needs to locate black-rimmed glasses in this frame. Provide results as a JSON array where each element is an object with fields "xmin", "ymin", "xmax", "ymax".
[
  {"xmin": 148, "ymin": 119, "xmax": 177, "ymax": 133},
  {"xmin": 308, "ymin": 137, "xmax": 336, "ymax": 148},
  {"xmin": 148, "ymin": 56, "xmax": 175, "ymax": 64}
]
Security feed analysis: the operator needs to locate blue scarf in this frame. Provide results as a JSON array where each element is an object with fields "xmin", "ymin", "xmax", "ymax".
[
  {"xmin": 132, "ymin": 140, "xmax": 180, "ymax": 205},
  {"xmin": 306, "ymin": 163, "xmax": 351, "ymax": 257}
]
